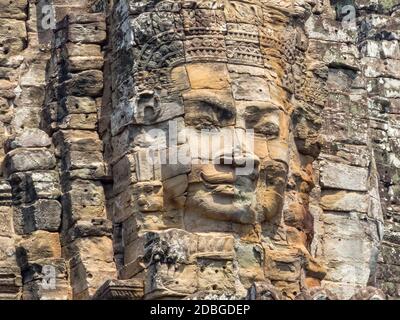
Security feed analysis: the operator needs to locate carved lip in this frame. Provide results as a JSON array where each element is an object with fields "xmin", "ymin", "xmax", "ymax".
[
  {"xmin": 198, "ymin": 152, "xmax": 259, "ymax": 195},
  {"xmin": 200, "ymin": 171, "xmax": 236, "ymax": 195},
  {"xmin": 200, "ymin": 171, "xmax": 236, "ymax": 184},
  {"xmin": 200, "ymin": 171, "xmax": 256, "ymax": 196}
]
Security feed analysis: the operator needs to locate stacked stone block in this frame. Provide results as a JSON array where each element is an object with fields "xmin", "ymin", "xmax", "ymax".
[
  {"xmin": 0, "ymin": 0, "xmax": 30, "ymax": 299},
  {"xmin": 306, "ymin": 7, "xmax": 385, "ymax": 298},
  {"xmin": 0, "ymin": 0, "xmax": 398, "ymax": 301},
  {"xmin": 3, "ymin": 50, "xmax": 68, "ymax": 299},
  {"xmin": 104, "ymin": 0, "xmax": 329, "ymax": 300},
  {"xmin": 305, "ymin": 0, "xmax": 400, "ymax": 299},
  {"xmin": 0, "ymin": 180, "xmax": 21, "ymax": 299},
  {"xmin": 0, "ymin": 0, "xmax": 75, "ymax": 300},
  {"xmin": 43, "ymin": 12, "xmax": 116, "ymax": 299},
  {"xmin": 357, "ymin": 4, "xmax": 400, "ymax": 298}
]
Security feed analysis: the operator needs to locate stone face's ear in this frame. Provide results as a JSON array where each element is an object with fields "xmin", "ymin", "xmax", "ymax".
[{"xmin": 133, "ymin": 90, "xmax": 161, "ymax": 125}]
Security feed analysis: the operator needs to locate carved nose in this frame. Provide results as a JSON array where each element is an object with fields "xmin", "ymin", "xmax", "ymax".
[{"xmin": 216, "ymin": 152, "xmax": 260, "ymax": 179}]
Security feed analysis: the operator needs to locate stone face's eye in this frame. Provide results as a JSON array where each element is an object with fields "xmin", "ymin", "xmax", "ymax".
[
  {"xmin": 244, "ymin": 105, "xmax": 281, "ymax": 138},
  {"xmin": 183, "ymin": 90, "xmax": 236, "ymax": 128},
  {"xmin": 254, "ymin": 121, "xmax": 280, "ymax": 137}
]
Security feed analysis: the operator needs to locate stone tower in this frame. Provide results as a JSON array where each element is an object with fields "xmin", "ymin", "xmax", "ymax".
[{"xmin": 0, "ymin": 0, "xmax": 398, "ymax": 300}]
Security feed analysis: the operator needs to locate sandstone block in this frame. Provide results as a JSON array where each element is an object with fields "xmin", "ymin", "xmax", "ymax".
[
  {"xmin": 5, "ymin": 129, "xmax": 51, "ymax": 152},
  {"xmin": 58, "ymin": 113, "xmax": 98, "ymax": 130},
  {"xmin": 16, "ymin": 231, "xmax": 62, "ymax": 262},
  {"xmin": 197, "ymin": 259, "xmax": 235, "ymax": 293},
  {"xmin": 92, "ymin": 279, "xmax": 144, "ymax": 300},
  {"xmin": 113, "ymin": 181, "xmax": 163, "ymax": 223},
  {"xmin": 112, "ymin": 154, "xmax": 137, "ymax": 195},
  {"xmin": 59, "ymin": 96, "xmax": 97, "ymax": 117},
  {"xmin": 62, "ymin": 150, "xmax": 105, "ymax": 171},
  {"xmin": 144, "ymin": 263, "xmax": 197, "ymax": 298},
  {"xmin": 320, "ymin": 191, "xmax": 369, "ymax": 212},
  {"xmin": 60, "ymin": 70, "xmax": 103, "ymax": 97},
  {"xmin": 0, "ymin": 0, "xmax": 27, "ymax": 20},
  {"xmin": 4, "ymin": 148, "xmax": 56, "ymax": 176},
  {"xmin": 13, "ymin": 200, "xmax": 62, "ymax": 234},
  {"xmin": 68, "ymin": 22, "xmax": 106, "ymax": 44},
  {"xmin": 54, "ymin": 129, "xmax": 102, "ymax": 154},
  {"xmin": 61, "ymin": 180, "xmax": 106, "ymax": 227},
  {"xmin": 186, "ymin": 63, "xmax": 230, "ymax": 90},
  {"xmin": 9, "ymin": 171, "xmax": 61, "ymax": 203},
  {"xmin": 320, "ymin": 161, "xmax": 368, "ymax": 191}
]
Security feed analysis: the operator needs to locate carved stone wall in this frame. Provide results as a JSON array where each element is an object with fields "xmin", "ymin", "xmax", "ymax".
[{"xmin": 0, "ymin": 0, "xmax": 398, "ymax": 300}]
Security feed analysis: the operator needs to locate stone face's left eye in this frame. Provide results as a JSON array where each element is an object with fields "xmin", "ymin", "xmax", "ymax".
[
  {"xmin": 254, "ymin": 121, "xmax": 280, "ymax": 137},
  {"xmin": 244, "ymin": 105, "xmax": 281, "ymax": 138},
  {"xmin": 183, "ymin": 90, "xmax": 236, "ymax": 128}
]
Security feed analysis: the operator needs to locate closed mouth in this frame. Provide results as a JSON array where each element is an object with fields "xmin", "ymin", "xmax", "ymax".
[
  {"xmin": 199, "ymin": 171, "xmax": 235, "ymax": 195},
  {"xmin": 200, "ymin": 171, "xmax": 257, "ymax": 196}
]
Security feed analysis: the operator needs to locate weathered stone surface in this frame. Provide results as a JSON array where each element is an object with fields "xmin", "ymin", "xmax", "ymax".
[
  {"xmin": 5, "ymin": 129, "xmax": 51, "ymax": 152},
  {"xmin": 320, "ymin": 191, "xmax": 369, "ymax": 212},
  {"xmin": 9, "ymin": 171, "xmax": 61, "ymax": 203},
  {"xmin": 13, "ymin": 199, "xmax": 62, "ymax": 234},
  {"xmin": 350, "ymin": 286, "xmax": 386, "ymax": 300},
  {"xmin": 320, "ymin": 161, "xmax": 369, "ymax": 192},
  {"xmin": 60, "ymin": 70, "xmax": 103, "ymax": 97},
  {"xmin": 62, "ymin": 179, "xmax": 106, "ymax": 227},
  {"xmin": 67, "ymin": 22, "xmax": 106, "ymax": 44},
  {"xmin": 16, "ymin": 231, "xmax": 62, "ymax": 262},
  {"xmin": 0, "ymin": 0, "xmax": 27, "ymax": 20},
  {"xmin": 4, "ymin": 149, "xmax": 56, "ymax": 176},
  {"xmin": 92, "ymin": 279, "xmax": 143, "ymax": 300},
  {"xmin": 0, "ymin": 0, "xmax": 398, "ymax": 302}
]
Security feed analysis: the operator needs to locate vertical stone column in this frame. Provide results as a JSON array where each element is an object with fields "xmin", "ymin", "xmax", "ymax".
[
  {"xmin": 0, "ymin": 0, "xmax": 70, "ymax": 300},
  {"xmin": 0, "ymin": 0, "xmax": 28, "ymax": 300},
  {"xmin": 305, "ymin": 1, "xmax": 385, "ymax": 298},
  {"xmin": 43, "ymin": 12, "xmax": 116, "ymax": 299},
  {"xmin": 4, "ymin": 130, "xmax": 69, "ymax": 299},
  {"xmin": 357, "ymin": 2, "xmax": 400, "ymax": 299}
]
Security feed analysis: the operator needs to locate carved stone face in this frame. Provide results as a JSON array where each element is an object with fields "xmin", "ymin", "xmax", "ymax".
[
  {"xmin": 178, "ymin": 62, "xmax": 290, "ymax": 228},
  {"xmin": 125, "ymin": 0, "xmax": 299, "ymax": 230},
  {"xmin": 110, "ymin": 0, "xmax": 326, "ymax": 299}
]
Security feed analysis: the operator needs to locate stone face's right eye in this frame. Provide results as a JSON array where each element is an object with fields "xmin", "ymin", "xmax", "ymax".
[
  {"xmin": 183, "ymin": 89, "xmax": 236, "ymax": 128},
  {"xmin": 244, "ymin": 105, "xmax": 281, "ymax": 138},
  {"xmin": 253, "ymin": 120, "xmax": 280, "ymax": 137}
]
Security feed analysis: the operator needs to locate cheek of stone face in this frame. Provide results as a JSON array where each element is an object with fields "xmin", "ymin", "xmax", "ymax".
[
  {"xmin": 163, "ymin": 174, "xmax": 188, "ymax": 210},
  {"xmin": 135, "ymin": 182, "xmax": 164, "ymax": 212},
  {"xmin": 256, "ymin": 160, "xmax": 289, "ymax": 221}
]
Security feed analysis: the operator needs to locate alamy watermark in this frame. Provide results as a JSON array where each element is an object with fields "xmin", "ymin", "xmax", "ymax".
[
  {"xmin": 142, "ymin": 119, "xmax": 256, "ymax": 176},
  {"xmin": 39, "ymin": 5, "xmax": 55, "ymax": 31},
  {"xmin": 41, "ymin": 265, "xmax": 56, "ymax": 290},
  {"xmin": 341, "ymin": 5, "xmax": 357, "ymax": 29},
  {"xmin": 37, "ymin": 4, "xmax": 358, "ymax": 31}
]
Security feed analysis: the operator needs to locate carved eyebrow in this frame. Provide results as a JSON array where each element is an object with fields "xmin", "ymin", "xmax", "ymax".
[
  {"xmin": 244, "ymin": 103, "xmax": 281, "ymax": 114},
  {"xmin": 183, "ymin": 91, "xmax": 236, "ymax": 119},
  {"xmin": 184, "ymin": 91, "xmax": 234, "ymax": 110}
]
